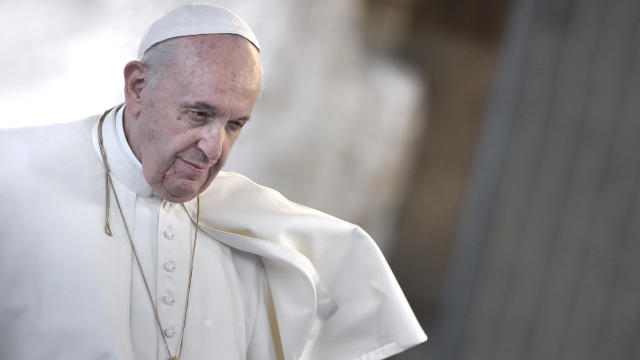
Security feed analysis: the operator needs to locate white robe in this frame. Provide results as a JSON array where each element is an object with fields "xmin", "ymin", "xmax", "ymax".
[{"xmin": 0, "ymin": 108, "xmax": 426, "ymax": 359}]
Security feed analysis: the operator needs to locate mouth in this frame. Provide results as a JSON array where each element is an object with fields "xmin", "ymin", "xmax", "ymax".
[{"xmin": 177, "ymin": 157, "xmax": 210, "ymax": 174}]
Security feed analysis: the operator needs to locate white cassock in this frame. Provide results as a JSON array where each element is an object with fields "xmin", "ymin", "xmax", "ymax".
[{"xmin": 0, "ymin": 107, "xmax": 426, "ymax": 359}]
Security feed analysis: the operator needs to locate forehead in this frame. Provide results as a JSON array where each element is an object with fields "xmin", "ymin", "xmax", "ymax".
[
  {"xmin": 162, "ymin": 35, "xmax": 261, "ymax": 90},
  {"xmin": 169, "ymin": 35, "xmax": 258, "ymax": 72}
]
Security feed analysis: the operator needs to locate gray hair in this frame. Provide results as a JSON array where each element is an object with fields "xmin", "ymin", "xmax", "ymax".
[{"xmin": 139, "ymin": 38, "xmax": 182, "ymax": 88}]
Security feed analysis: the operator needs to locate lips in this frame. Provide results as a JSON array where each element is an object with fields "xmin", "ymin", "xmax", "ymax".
[{"xmin": 177, "ymin": 157, "xmax": 209, "ymax": 173}]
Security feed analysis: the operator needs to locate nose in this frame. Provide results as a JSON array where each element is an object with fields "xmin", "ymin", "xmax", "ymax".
[{"xmin": 197, "ymin": 124, "xmax": 225, "ymax": 163}]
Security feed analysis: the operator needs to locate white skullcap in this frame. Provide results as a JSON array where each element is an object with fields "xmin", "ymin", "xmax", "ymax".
[{"xmin": 137, "ymin": 3, "xmax": 260, "ymax": 58}]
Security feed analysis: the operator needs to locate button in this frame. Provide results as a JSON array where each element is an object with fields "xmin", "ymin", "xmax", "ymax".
[
  {"xmin": 163, "ymin": 201, "xmax": 174, "ymax": 210},
  {"xmin": 162, "ymin": 295, "xmax": 175, "ymax": 305},
  {"xmin": 163, "ymin": 230, "xmax": 174, "ymax": 240},
  {"xmin": 163, "ymin": 262, "xmax": 176, "ymax": 273},
  {"xmin": 163, "ymin": 328, "xmax": 177, "ymax": 338}
]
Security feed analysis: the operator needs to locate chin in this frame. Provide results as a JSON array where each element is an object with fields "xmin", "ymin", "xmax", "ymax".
[
  {"xmin": 169, "ymin": 189, "xmax": 200, "ymax": 202},
  {"xmin": 157, "ymin": 170, "xmax": 219, "ymax": 202},
  {"xmin": 153, "ymin": 184, "xmax": 196, "ymax": 203},
  {"xmin": 164, "ymin": 177, "xmax": 214, "ymax": 202}
]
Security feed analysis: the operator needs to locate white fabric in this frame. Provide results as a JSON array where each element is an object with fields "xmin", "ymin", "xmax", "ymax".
[
  {"xmin": 115, "ymin": 106, "xmax": 141, "ymax": 170},
  {"xmin": 138, "ymin": 3, "xmax": 260, "ymax": 57},
  {"xmin": 0, "ymin": 108, "xmax": 426, "ymax": 359},
  {"xmin": 97, "ymin": 108, "xmax": 275, "ymax": 359}
]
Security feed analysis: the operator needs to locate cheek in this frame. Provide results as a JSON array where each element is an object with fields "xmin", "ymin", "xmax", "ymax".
[
  {"xmin": 144, "ymin": 145, "xmax": 176, "ymax": 178},
  {"xmin": 224, "ymin": 135, "xmax": 240, "ymax": 152},
  {"xmin": 146, "ymin": 128, "xmax": 156, "ymax": 143},
  {"xmin": 217, "ymin": 143, "xmax": 233, "ymax": 164}
]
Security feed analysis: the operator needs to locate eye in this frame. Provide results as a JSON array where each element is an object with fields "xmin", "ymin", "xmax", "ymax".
[
  {"xmin": 227, "ymin": 120, "xmax": 246, "ymax": 132},
  {"xmin": 190, "ymin": 110, "xmax": 209, "ymax": 122}
]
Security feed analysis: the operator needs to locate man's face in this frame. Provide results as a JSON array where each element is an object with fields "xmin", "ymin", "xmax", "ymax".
[{"xmin": 125, "ymin": 35, "xmax": 262, "ymax": 203}]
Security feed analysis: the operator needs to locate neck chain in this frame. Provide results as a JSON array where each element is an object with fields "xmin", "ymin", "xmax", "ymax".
[{"xmin": 97, "ymin": 108, "xmax": 198, "ymax": 360}]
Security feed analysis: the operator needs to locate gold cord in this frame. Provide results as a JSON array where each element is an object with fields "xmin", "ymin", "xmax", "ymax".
[
  {"xmin": 98, "ymin": 107, "xmax": 114, "ymax": 236},
  {"xmin": 179, "ymin": 197, "xmax": 199, "ymax": 358}
]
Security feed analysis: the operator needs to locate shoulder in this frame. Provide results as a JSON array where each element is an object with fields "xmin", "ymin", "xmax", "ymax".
[
  {"xmin": 202, "ymin": 171, "xmax": 342, "ymax": 221},
  {"xmin": 201, "ymin": 171, "xmax": 362, "ymax": 235},
  {"xmin": 202, "ymin": 172, "xmax": 283, "ymax": 201},
  {"xmin": 200, "ymin": 171, "xmax": 363, "ymax": 242},
  {"xmin": 0, "ymin": 117, "xmax": 97, "ymax": 160},
  {"xmin": 0, "ymin": 116, "xmax": 97, "ymax": 164},
  {"xmin": 198, "ymin": 171, "xmax": 370, "ymax": 262},
  {"xmin": 0, "ymin": 116, "xmax": 102, "ymax": 195},
  {"xmin": 0, "ymin": 116, "xmax": 96, "ymax": 141}
]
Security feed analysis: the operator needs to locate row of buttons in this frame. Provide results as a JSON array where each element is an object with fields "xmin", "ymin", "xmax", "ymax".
[
  {"xmin": 161, "ymin": 200, "xmax": 181, "ymax": 341},
  {"xmin": 162, "ymin": 235, "xmax": 175, "ymax": 308}
]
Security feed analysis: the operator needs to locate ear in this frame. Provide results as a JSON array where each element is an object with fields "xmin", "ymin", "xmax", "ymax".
[{"xmin": 123, "ymin": 60, "xmax": 148, "ymax": 118}]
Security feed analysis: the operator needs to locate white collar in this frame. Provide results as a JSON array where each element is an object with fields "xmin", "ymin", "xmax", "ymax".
[
  {"xmin": 91, "ymin": 105, "xmax": 155, "ymax": 198},
  {"xmin": 115, "ymin": 106, "xmax": 143, "ymax": 171}
]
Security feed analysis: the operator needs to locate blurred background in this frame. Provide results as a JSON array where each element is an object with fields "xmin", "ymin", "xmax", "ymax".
[{"xmin": 2, "ymin": 0, "xmax": 639, "ymax": 359}]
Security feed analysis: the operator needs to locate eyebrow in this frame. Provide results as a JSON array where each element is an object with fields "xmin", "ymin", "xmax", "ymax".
[{"xmin": 180, "ymin": 101, "xmax": 252, "ymax": 122}]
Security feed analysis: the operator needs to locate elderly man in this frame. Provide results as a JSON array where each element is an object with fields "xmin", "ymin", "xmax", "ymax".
[{"xmin": 0, "ymin": 3, "xmax": 425, "ymax": 360}]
